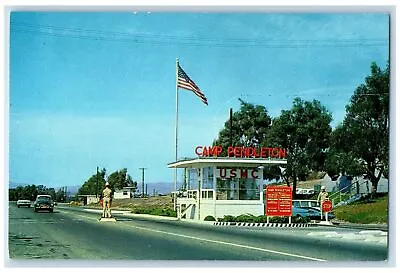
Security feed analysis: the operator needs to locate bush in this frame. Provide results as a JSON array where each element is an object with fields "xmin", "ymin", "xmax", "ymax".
[
  {"xmin": 216, "ymin": 214, "xmax": 310, "ymax": 223},
  {"xmin": 292, "ymin": 215, "xmax": 310, "ymax": 223},
  {"xmin": 132, "ymin": 207, "xmax": 177, "ymax": 217},
  {"xmin": 235, "ymin": 214, "xmax": 256, "ymax": 223},
  {"xmin": 255, "ymin": 215, "xmax": 269, "ymax": 223},
  {"xmin": 204, "ymin": 215, "xmax": 216, "ymax": 221},
  {"xmin": 269, "ymin": 216, "xmax": 288, "ymax": 223},
  {"xmin": 69, "ymin": 201, "xmax": 80, "ymax": 206},
  {"xmin": 219, "ymin": 215, "xmax": 236, "ymax": 222}
]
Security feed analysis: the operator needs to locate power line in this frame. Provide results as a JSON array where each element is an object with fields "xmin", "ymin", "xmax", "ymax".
[
  {"xmin": 10, "ymin": 21, "xmax": 388, "ymax": 43},
  {"xmin": 10, "ymin": 21, "xmax": 388, "ymax": 48}
]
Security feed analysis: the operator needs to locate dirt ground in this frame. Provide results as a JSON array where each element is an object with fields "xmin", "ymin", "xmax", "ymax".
[{"xmin": 104, "ymin": 195, "xmax": 174, "ymax": 210}]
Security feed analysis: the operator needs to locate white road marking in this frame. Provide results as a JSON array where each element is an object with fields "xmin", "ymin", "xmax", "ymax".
[
  {"xmin": 121, "ymin": 223, "xmax": 326, "ymax": 261},
  {"xmin": 307, "ymin": 230, "xmax": 388, "ymax": 245},
  {"xmin": 84, "ymin": 208, "xmax": 129, "ymax": 214},
  {"xmin": 359, "ymin": 230, "xmax": 387, "ymax": 236},
  {"xmin": 59, "ymin": 210, "xmax": 100, "ymax": 221}
]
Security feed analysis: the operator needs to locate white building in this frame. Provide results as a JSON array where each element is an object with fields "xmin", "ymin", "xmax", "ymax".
[
  {"xmin": 351, "ymin": 176, "xmax": 389, "ymax": 194},
  {"xmin": 113, "ymin": 186, "xmax": 136, "ymax": 199},
  {"xmin": 78, "ymin": 195, "xmax": 99, "ymax": 205},
  {"xmin": 168, "ymin": 157, "xmax": 287, "ymax": 221},
  {"xmin": 321, "ymin": 173, "xmax": 338, "ymax": 192}
]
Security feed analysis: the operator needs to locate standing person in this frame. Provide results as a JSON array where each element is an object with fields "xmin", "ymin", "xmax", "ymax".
[
  {"xmin": 102, "ymin": 182, "xmax": 112, "ymax": 218},
  {"xmin": 317, "ymin": 186, "xmax": 329, "ymax": 220}
]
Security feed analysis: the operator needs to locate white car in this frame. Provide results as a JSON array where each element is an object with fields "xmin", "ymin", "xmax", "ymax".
[{"xmin": 17, "ymin": 199, "xmax": 31, "ymax": 208}]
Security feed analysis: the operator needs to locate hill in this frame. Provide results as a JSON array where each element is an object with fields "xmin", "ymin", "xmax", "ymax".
[{"xmin": 333, "ymin": 194, "xmax": 388, "ymax": 224}]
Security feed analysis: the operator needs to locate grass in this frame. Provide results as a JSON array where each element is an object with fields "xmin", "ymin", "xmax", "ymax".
[
  {"xmin": 330, "ymin": 193, "xmax": 352, "ymax": 206},
  {"xmin": 333, "ymin": 194, "xmax": 388, "ymax": 224}
]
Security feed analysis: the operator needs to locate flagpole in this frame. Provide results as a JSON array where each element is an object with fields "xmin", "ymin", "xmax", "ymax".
[{"xmin": 174, "ymin": 58, "xmax": 179, "ymax": 211}]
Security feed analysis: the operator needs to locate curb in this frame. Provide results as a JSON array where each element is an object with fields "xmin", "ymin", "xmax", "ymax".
[{"xmin": 213, "ymin": 222, "xmax": 310, "ymax": 228}]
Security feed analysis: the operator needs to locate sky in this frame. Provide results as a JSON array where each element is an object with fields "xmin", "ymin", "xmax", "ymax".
[{"xmin": 7, "ymin": 11, "xmax": 389, "ymax": 189}]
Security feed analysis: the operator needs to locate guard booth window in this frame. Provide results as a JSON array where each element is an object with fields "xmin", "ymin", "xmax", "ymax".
[
  {"xmin": 187, "ymin": 168, "xmax": 199, "ymax": 190},
  {"xmin": 216, "ymin": 176, "xmax": 259, "ymax": 200},
  {"xmin": 202, "ymin": 167, "xmax": 214, "ymax": 189}
]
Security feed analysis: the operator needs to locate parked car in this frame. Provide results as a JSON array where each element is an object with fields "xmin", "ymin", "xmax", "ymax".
[
  {"xmin": 292, "ymin": 199, "xmax": 335, "ymax": 220},
  {"xmin": 33, "ymin": 195, "xmax": 54, "ymax": 212},
  {"xmin": 16, "ymin": 199, "xmax": 31, "ymax": 208},
  {"xmin": 292, "ymin": 199, "xmax": 319, "ymax": 209}
]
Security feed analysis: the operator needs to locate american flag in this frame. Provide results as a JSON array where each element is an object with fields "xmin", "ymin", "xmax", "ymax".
[{"xmin": 177, "ymin": 63, "xmax": 208, "ymax": 105}]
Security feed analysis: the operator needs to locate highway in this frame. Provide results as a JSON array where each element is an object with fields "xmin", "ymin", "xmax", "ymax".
[{"xmin": 7, "ymin": 202, "xmax": 388, "ymax": 263}]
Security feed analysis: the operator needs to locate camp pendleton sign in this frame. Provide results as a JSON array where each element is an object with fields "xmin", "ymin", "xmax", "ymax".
[{"xmin": 195, "ymin": 146, "xmax": 287, "ymax": 158}]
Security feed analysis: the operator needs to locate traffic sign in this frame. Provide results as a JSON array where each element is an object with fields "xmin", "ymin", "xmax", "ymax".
[
  {"xmin": 322, "ymin": 200, "xmax": 333, "ymax": 212},
  {"xmin": 266, "ymin": 186, "xmax": 292, "ymax": 217}
]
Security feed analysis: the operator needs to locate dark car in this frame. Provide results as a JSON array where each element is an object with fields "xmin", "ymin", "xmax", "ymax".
[{"xmin": 34, "ymin": 195, "xmax": 54, "ymax": 212}]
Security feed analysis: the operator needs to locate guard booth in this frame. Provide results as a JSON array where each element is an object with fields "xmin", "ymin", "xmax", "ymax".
[{"xmin": 168, "ymin": 146, "xmax": 287, "ymax": 221}]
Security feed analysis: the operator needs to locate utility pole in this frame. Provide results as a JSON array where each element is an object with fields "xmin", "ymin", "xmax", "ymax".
[
  {"xmin": 139, "ymin": 168, "xmax": 147, "ymax": 198},
  {"xmin": 230, "ymin": 108, "xmax": 233, "ymax": 147},
  {"xmin": 96, "ymin": 166, "xmax": 99, "ymax": 198}
]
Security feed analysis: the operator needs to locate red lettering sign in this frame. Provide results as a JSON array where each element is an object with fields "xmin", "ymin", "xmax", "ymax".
[
  {"xmin": 266, "ymin": 186, "xmax": 292, "ymax": 217},
  {"xmin": 195, "ymin": 146, "xmax": 286, "ymax": 158},
  {"xmin": 195, "ymin": 146, "xmax": 223, "ymax": 157}
]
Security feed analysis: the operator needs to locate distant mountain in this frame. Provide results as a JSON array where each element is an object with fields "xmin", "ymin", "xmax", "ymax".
[
  {"xmin": 9, "ymin": 181, "xmax": 178, "ymax": 196},
  {"xmin": 8, "ymin": 182, "xmax": 81, "ymax": 196},
  {"xmin": 142, "ymin": 182, "xmax": 176, "ymax": 195},
  {"xmin": 57, "ymin": 185, "xmax": 80, "ymax": 196},
  {"xmin": 139, "ymin": 181, "xmax": 191, "ymax": 195}
]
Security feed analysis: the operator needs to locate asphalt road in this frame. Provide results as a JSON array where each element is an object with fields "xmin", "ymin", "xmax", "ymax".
[{"xmin": 7, "ymin": 202, "xmax": 388, "ymax": 264}]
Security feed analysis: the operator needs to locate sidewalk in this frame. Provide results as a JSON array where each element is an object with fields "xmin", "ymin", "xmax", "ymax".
[{"xmin": 330, "ymin": 220, "xmax": 388, "ymax": 231}]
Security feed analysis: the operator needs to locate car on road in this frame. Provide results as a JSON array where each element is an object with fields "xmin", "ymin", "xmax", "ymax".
[
  {"xmin": 16, "ymin": 199, "xmax": 31, "ymax": 208},
  {"xmin": 33, "ymin": 195, "xmax": 54, "ymax": 212}
]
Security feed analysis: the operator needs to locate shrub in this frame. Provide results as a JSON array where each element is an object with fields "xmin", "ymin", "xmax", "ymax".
[
  {"xmin": 269, "ymin": 216, "xmax": 288, "ymax": 223},
  {"xmin": 255, "ymin": 215, "xmax": 269, "ymax": 223},
  {"xmin": 235, "ymin": 214, "xmax": 256, "ymax": 223},
  {"xmin": 131, "ymin": 207, "xmax": 177, "ymax": 217},
  {"xmin": 204, "ymin": 215, "xmax": 216, "ymax": 221},
  {"xmin": 220, "ymin": 215, "xmax": 236, "ymax": 222},
  {"xmin": 292, "ymin": 215, "xmax": 310, "ymax": 223}
]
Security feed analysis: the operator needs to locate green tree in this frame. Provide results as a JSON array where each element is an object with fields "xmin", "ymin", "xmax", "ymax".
[
  {"xmin": 78, "ymin": 168, "xmax": 107, "ymax": 196},
  {"xmin": 107, "ymin": 168, "xmax": 137, "ymax": 192},
  {"xmin": 266, "ymin": 98, "xmax": 332, "ymax": 197},
  {"xmin": 213, "ymin": 99, "xmax": 272, "ymax": 154},
  {"xmin": 330, "ymin": 62, "xmax": 389, "ymax": 196},
  {"xmin": 324, "ymin": 126, "xmax": 365, "ymax": 178},
  {"xmin": 21, "ymin": 184, "xmax": 38, "ymax": 200}
]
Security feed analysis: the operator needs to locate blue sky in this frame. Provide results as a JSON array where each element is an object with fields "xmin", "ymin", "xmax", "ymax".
[{"xmin": 8, "ymin": 11, "xmax": 389, "ymax": 189}]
